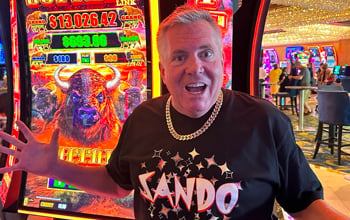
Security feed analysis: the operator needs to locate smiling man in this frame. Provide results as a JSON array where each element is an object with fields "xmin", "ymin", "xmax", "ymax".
[
  {"xmin": 158, "ymin": 18, "xmax": 223, "ymax": 118},
  {"xmin": 0, "ymin": 5, "xmax": 349, "ymax": 220}
]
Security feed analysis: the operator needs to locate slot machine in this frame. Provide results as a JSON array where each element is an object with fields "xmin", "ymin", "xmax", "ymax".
[
  {"xmin": 321, "ymin": 45, "xmax": 337, "ymax": 69},
  {"xmin": 309, "ymin": 46, "xmax": 321, "ymax": 70},
  {"xmin": 263, "ymin": 48, "xmax": 279, "ymax": 74},
  {"xmin": 0, "ymin": 0, "xmax": 160, "ymax": 219}
]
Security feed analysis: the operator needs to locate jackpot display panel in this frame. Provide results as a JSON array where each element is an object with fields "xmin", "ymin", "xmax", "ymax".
[{"xmin": 11, "ymin": 0, "xmax": 154, "ymax": 219}]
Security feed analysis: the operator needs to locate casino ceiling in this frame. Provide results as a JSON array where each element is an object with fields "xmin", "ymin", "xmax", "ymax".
[{"xmin": 262, "ymin": 0, "xmax": 350, "ymax": 47}]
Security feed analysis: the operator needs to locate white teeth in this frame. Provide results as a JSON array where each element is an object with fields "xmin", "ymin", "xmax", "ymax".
[{"xmin": 186, "ymin": 83, "xmax": 205, "ymax": 87}]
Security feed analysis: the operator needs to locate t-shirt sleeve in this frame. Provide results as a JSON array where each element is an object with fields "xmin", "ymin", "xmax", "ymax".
[
  {"xmin": 275, "ymin": 116, "xmax": 323, "ymax": 213},
  {"xmin": 105, "ymin": 117, "xmax": 134, "ymax": 191}
]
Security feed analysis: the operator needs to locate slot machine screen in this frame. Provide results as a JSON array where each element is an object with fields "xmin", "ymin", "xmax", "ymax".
[
  {"xmin": 324, "ymin": 46, "xmax": 334, "ymax": 56},
  {"xmin": 333, "ymin": 65, "xmax": 342, "ymax": 75},
  {"xmin": 308, "ymin": 46, "xmax": 321, "ymax": 69},
  {"xmin": 263, "ymin": 49, "xmax": 279, "ymax": 74},
  {"xmin": 0, "ymin": 39, "xmax": 5, "ymax": 65},
  {"xmin": 322, "ymin": 46, "xmax": 337, "ymax": 69},
  {"xmin": 17, "ymin": 0, "xmax": 152, "ymax": 219},
  {"xmin": 285, "ymin": 46, "xmax": 303, "ymax": 60}
]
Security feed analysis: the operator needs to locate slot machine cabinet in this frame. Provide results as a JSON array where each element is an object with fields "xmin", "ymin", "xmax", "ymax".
[
  {"xmin": 0, "ymin": 0, "xmax": 23, "ymax": 218},
  {"xmin": 321, "ymin": 46, "xmax": 337, "ymax": 69},
  {"xmin": 0, "ymin": 0, "xmax": 12, "ymax": 153},
  {"xmin": 0, "ymin": 0, "xmax": 159, "ymax": 219},
  {"xmin": 309, "ymin": 46, "xmax": 321, "ymax": 70},
  {"xmin": 232, "ymin": 0, "xmax": 270, "ymax": 96},
  {"xmin": 158, "ymin": 0, "xmax": 271, "ymax": 96},
  {"xmin": 263, "ymin": 48, "xmax": 279, "ymax": 74}
]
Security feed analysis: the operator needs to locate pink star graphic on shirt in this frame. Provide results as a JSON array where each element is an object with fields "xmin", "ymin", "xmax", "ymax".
[
  {"xmin": 218, "ymin": 162, "xmax": 230, "ymax": 175},
  {"xmin": 210, "ymin": 177, "xmax": 219, "ymax": 185},
  {"xmin": 160, "ymin": 204, "xmax": 170, "ymax": 218},
  {"xmin": 172, "ymin": 152, "xmax": 183, "ymax": 166},
  {"xmin": 158, "ymin": 159, "xmax": 167, "ymax": 170},
  {"xmin": 205, "ymin": 155, "xmax": 217, "ymax": 168},
  {"xmin": 196, "ymin": 162, "xmax": 204, "ymax": 170}
]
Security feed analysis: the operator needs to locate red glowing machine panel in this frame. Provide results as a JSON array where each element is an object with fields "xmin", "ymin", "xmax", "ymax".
[
  {"xmin": 187, "ymin": 0, "xmax": 234, "ymax": 89},
  {"xmin": 2, "ymin": 0, "xmax": 153, "ymax": 219}
]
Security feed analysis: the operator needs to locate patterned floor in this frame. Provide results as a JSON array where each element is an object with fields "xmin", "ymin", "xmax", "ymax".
[{"xmin": 275, "ymin": 95, "xmax": 350, "ymax": 174}]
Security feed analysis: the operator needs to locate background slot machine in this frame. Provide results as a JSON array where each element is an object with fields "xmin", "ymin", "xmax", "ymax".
[
  {"xmin": 309, "ymin": 46, "xmax": 321, "ymax": 70},
  {"xmin": 263, "ymin": 48, "xmax": 278, "ymax": 74},
  {"xmin": 321, "ymin": 45, "xmax": 337, "ymax": 69},
  {"xmin": 0, "ymin": 0, "xmax": 158, "ymax": 219}
]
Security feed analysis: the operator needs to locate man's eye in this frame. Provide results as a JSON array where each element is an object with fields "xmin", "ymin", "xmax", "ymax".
[
  {"xmin": 172, "ymin": 55, "xmax": 185, "ymax": 62},
  {"xmin": 201, "ymin": 50, "xmax": 213, "ymax": 58}
]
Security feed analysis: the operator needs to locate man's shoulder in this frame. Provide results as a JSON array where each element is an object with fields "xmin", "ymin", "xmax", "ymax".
[
  {"xmin": 223, "ymin": 89, "xmax": 274, "ymax": 109},
  {"xmin": 222, "ymin": 89, "xmax": 291, "ymax": 125},
  {"xmin": 131, "ymin": 95, "xmax": 168, "ymax": 115}
]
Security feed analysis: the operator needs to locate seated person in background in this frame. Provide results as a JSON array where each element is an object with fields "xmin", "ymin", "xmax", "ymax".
[
  {"xmin": 0, "ymin": 5, "xmax": 349, "ymax": 220},
  {"xmin": 326, "ymin": 73, "xmax": 337, "ymax": 85},
  {"xmin": 317, "ymin": 63, "xmax": 332, "ymax": 86},
  {"xmin": 278, "ymin": 67, "xmax": 289, "ymax": 92},
  {"xmin": 268, "ymin": 63, "xmax": 281, "ymax": 95}
]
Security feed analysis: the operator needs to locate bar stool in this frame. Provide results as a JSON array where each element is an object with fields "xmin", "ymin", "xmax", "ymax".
[
  {"xmin": 314, "ymin": 85, "xmax": 344, "ymax": 141},
  {"xmin": 317, "ymin": 85, "xmax": 344, "ymax": 91},
  {"xmin": 313, "ymin": 90, "xmax": 350, "ymax": 165},
  {"xmin": 275, "ymin": 79, "xmax": 299, "ymax": 114}
]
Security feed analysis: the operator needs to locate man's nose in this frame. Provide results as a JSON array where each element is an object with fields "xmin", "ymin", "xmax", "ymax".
[{"xmin": 186, "ymin": 55, "xmax": 204, "ymax": 75}]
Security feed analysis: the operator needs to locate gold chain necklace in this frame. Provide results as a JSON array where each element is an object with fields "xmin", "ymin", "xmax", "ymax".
[{"xmin": 165, "ymin": 90, "xmax": 223, "ymax": 141}]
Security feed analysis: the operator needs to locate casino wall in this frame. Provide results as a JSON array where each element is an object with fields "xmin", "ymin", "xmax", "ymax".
[{"xmin": 263, "ymin": 38, "xmax": 350, "ymax": 66}]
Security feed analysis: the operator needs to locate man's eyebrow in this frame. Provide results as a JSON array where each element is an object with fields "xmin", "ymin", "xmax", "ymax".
[
  {"xmin": 171, "ymin": 49, "xmax": 187, "ymax": 55},
  {"xmin": 199, "ymin": 44, "xmax": 214, "ymax": 49},
  {"xmin": 171, "ymin": 45, "xmax": 214, "ymax": 55}
]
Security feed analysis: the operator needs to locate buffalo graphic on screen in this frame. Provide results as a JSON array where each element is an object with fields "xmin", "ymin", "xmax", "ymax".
[{"xmin": 52, "ymin": 65, "xmax": 121, "ymax": 146}]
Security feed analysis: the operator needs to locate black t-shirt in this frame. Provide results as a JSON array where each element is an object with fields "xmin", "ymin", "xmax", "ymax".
[
  {"xmin": 279, "ymin": 72, "xmax": 289, "ymax": 92},
  {"xmin": 106, "ymin": 89, "xmax": 323, "ymax": 220}
]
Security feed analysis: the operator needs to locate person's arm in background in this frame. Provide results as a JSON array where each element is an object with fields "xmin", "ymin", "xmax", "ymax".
[
  {"xmin": 290, "ymin": 199, "xmax": 350, "ymax": 220},
  {"xmin": 0, "ymin": 121, "xmax": 131, "ymax": 198},
  {"xmin": 278, "ymin": 74, "xmax": 286, "ymax": 85},
  {"xmin": 289, "ymin": 74, "xmax": 303, "ymax": 81}
]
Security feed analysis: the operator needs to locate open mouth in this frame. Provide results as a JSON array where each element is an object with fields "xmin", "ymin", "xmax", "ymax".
[{"xmin": 185, "ymin": 83, "xmax": 206, "ymax": 93}]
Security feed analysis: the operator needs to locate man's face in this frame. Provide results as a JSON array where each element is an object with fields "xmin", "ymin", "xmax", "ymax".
[{"xmin": 159, "ymin": 20, "xmax": 224, "ymax": 118}]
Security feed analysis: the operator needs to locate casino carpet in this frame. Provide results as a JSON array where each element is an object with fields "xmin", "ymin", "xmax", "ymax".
[{"xmin": 277, "ymin": 96, "xmax": 350, "ymax": 174}]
